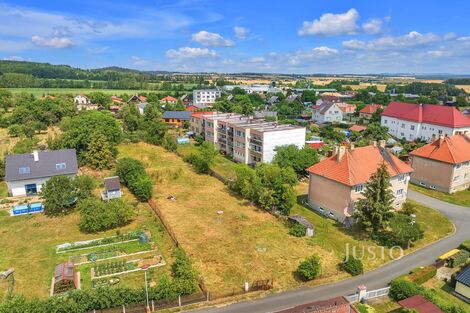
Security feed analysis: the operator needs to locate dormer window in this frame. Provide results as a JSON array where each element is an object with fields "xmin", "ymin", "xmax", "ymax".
[
  {"xmin": 19, "ymin": 167, "xmax": 30, "ymax": 174},
  {"xmin": 354, "ymin": 184, "xmax": 364, "ymax": 193},
  {"xmin": 56, "ymin": 163, "xmax": 66, "ymax": 170}
]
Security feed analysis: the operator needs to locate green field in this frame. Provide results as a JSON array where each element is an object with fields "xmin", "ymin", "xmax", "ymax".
[
  {"xmin": 410, "ymin": 184, "xmax": 470, "ymax": 207},
  {"xmin": 1, "ymin": 88, "xmax": 194, "ymax": 97}
]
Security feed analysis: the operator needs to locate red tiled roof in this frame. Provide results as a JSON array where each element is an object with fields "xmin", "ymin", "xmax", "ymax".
[
  {"xmin": 308, "ymin": 142, "xmax": 325, "ymax": 149},
  {"xmin": 190, "ymin": 111, "xmax": 215, "ymax": 118},
  {"xmin": 359, "ymin": 104, "xmax": 382, "ymax": 114},
  {"xmin": 398, "ymin": 295, "xmax": 444, "ymax": 313},
  {"xmin": 275, "ymin": 296, "xmax": 358, "ymax": 313},
  {"xmin": 185, "ymin": 105, "xmax": 199, "ymax": 111},
  {"xmin": 410, "ymin": 134, "xmax": 470, "ymax": 164},
  {"xmin": 307, "ymin": 145, "xmax": 413, "ymax": 186},
  {"xmin": 382, "ymin": 102, "xmax": 470, "ymax": 128},
  {"xmin": 138, "ymin": 95, "xmax": 147, "ymax": 102},
  {"xmin": 161, "ymin": 95, "xmax": 177, "ymax": 102},
  {"xmin": 349, "ymin": 125, "xmax": 367, "ymax": 132}
]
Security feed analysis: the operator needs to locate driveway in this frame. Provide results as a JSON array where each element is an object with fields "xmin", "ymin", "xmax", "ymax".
[{"xmin": 190, "ymin": 190, "xmax": 470, "ymax": 313}]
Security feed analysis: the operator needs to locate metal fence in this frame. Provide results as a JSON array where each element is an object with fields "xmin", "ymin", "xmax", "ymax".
[{"xmin": 345, "ymin": 286, "xmax": 390, "ymax": 303}]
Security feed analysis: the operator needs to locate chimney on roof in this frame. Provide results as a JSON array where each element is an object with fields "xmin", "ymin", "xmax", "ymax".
[
  {"xmin": 438, "ymin": 134, "xmax": 445, "ymax": 145},
  {"xmin": 337, "ymin": 146, "xmax": 346, "ymax": 161},
  {"xmin": 32, "ymin": 150, "xmax": 39, "ymax": 162},
  {"xmin": 350, "ymin": 143, "xmax": 355, "ymax": 150},
  {"xmin": 371, "ymin": 140, "xmax": 377, "ymax": 147},
  {"xmin": 379, "ymin": 140, "xmax": 386, "ymax": 148}
]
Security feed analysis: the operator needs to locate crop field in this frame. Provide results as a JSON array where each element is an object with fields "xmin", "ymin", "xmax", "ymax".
[
  {"xmin": 1, "ymin": 88, "xmax": 194, "ymax": 97},
  {"xmin": 118, "ymin": 143, "xmax": 453, "ymax": 295}
]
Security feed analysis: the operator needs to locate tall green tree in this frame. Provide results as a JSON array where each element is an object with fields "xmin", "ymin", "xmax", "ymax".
[
  {"xmin": 273, "ymin": 145, "xmax": 319, "ymax": 176},
  {"xmin": 353, "ymin": 163, "xmax": 395, "ymax": 233},
  {"xmin": 41, "ymin": 176, "xmax": 76, "ymax": 216},
  {"xmin": 83, "ymin": 132, "xmax": 114, "ymax": 169}
]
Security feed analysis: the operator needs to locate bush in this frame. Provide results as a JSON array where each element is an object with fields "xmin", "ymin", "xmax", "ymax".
[
  {"xmin": 289, "ymin": 222, "xmax": 306, "ymax": 237},
  {"xmin": 408, "ymin": 266, "xmax": 437, "ymax": 285},
  {"xmin": 389, "ymin": 214, "xmax": 424, "ymax": 248},
  {"xmin": 115, "ymin": 158, "xmax": 153, "ymax": 201},
  {"xmin": 389, "ymin": 279, "xmax": 423, "ymax": 301},
  {"xmin": 448, "ymin": 250, "xmax": 470, "ymax": 268},
  {"xmin": 172, "ymin": 248, "xmax": 198, "ymax": 295},
  {"xmin": 339, "ymin": 257, "xmax": 364, "ymax": 276},
  {"xmin": 296, "ymin": 255, "xmax": 321, "ymax": 281},
  {"xmin": 78, "ymin": 198, "xmax": 134, "ymax": 233},
  {"xmin": 41, "ymin": 175, "xmax": 77, "ymax": 216},
  {"xmin": 75, "ymin": 175, "xmax": 96, "ymax": 200},
  {"xmin": 459, "ymin": 239, "xmax": 470, "ymax": 252}
]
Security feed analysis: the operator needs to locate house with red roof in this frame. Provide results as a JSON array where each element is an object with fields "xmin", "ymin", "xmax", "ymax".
[
  {"xmin": 185, "ymin": 105, "xmax": 199, "ymax": 112},
  {"xmin": 359, "ymin": 104, "xmax": 382, "ymax": 120},
  {"xmin": 160, "ymin": 95, "xmax": 178, "ymax": 105},
  {"xmin": 398, "ymin": 295, "xmax": 444, "ymax": 313},
  {"xmin": 410, "ymin": 134, "xmax": 470, "ymax": 193},
  {"xmin": 274, "ymin": 296, "xmax": 358, "ymax": 313},
  {"xmin": 189, "ymin": 111, "xmax": 216, "ymax": 134},
  {"xmin": 312, "ymin": 102, "xmax": 343, "ymax": 124},
  {"xmin": 307, "ymin": 141, "xmax": 413, "ymax": 223},
  {"xmin": 381, "ymin": 102, "xmax": 470, "ymax": 142}
]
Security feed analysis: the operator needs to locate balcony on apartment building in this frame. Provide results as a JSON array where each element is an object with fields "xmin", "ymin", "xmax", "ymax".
[{"xmin": 249, "ymin": 137, "xmax": 263, "ymax": 145}]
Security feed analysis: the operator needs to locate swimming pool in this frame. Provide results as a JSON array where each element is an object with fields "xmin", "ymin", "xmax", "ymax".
[{"xmin": 10, "ymin": 202, "xmax": 44, "ymax": 216}]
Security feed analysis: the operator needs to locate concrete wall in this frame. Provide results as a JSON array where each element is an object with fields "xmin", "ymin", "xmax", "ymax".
[
  {"xmin": 261, "ymin": 128, "xmax": 305, "ymax": 163},
  {"xmin": 7, "ymin": 175, "xmax": 75, "ymax": 197},
  {"xmin": 410, "ymin": 156, "xmax": 470, "ymax": 193},
  {"xmin": 455, "ymin": 282, "xmax": 470, "ymax": 300}
]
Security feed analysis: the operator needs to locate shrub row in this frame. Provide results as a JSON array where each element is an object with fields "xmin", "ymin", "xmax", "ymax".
[
  {"xmin": 448, "ymin": 250, "xmax": 470, "ymax": 268},
  {"xmin": 78, "ymin": 198, "xmax": 134, "ymax": 233},
  {"xmin": 389, "ymin": 279, "xmax": 466, "ymax": 313},
  {"xmin": 115, "ymin": 158, "xmax": 153, "ymax": 201},
  {"xmin": 407, "ymin": 266, "xmax": 436, "ymax": 285},
  {"xmin": 460, "ymin": 239, "xmax": 470, "ymax": 252}
]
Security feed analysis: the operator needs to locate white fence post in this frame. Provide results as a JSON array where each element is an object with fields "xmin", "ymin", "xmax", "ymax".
[
  {"xmin": 178, "ymin": 295, "xmax": 181, "ymax": 307},
  {"xmin": 122, "ymin": 304, "xmax": 126, "ymax": 313},
  {"xmin": 152, "ymin": 300, "xmax": 155, "ymax": 311}
]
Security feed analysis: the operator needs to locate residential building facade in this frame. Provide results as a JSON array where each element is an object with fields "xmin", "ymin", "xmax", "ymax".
[
  {"xmin": 5, "ymin": 149, "xmax": 78, "ymax": 197},
  {"xmin": 192, "ymin": 89, "xmax": 221, "ymax": 106},
  {"xmin": 73, "ymin": 94, "xmax": 90, "ymax": 105},
  {"xmin": 189, "ymin": 111, "xmax": 215, "ymax": 134},
  {"xmin": 410, "ymin": 134, "xmax": 470, "ymax": 193},
  {"xmin": 381, "ymin": 102, "xmax": 470, "ymax": 141},
  {"xmin": 160, "ymin": 95, "xmax": 178, "ymax": 105},
  {"xmin": 307, "ymin": 142, "xmax": 413, "ymax": 224},
  {"xmin": 201, "ymin": 113, "xmax": 305, "ymax": 165},
  {"xmin": 311, "ymin": 102, "xmax": 343, "ymax": 124},
  {"xmin": 162, "ymin": 111, "xmax": 192, "ymax": 128}
]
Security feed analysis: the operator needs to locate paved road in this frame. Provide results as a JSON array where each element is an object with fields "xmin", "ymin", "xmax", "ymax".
[{"xmin": 190, "ymin": 190, "xmax": 470, "ymax": 313}]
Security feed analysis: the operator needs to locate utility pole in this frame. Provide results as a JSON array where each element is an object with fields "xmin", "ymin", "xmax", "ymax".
[{"xmin": 143, "ymin": 266, "xmax": 150, "ymax": 313}]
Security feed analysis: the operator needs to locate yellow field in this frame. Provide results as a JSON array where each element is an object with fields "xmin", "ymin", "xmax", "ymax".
[{"xmin": 456, "ymin": 85, "xmax": 470, "ymax": 93}]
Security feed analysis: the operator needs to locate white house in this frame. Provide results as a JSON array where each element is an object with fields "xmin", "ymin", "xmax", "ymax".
[
  {"xmin": 193, "ymin": 89, "xmax": 221, "ymax": 106},
  {"xmin": 5, "ymin": 149, "xmax": 78, "ymax": 197},
  {"xmin": 74, "ymin": 94, "xmax": 90, "ymax": 105},
  {"xmin": 312, "ymin": 102, "xmax": 343, "ymax": 124},
  {"xmin": 381, "ymin": 102, "xmax": 470, "ymax": 142}
]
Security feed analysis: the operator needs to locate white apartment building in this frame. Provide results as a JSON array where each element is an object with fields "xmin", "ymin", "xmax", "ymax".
[
  {"xmin": 192, "ymin": 89, "xmax": 222, "ymax": 106},
  {"xmin": 381, "ymin": 102, "xmax": 470, "ymax": 141},
  {"xmin": 311, "ymin": 102, "xmax": 343, "ymax": 124},
  {"xmin": 201, "ymin": 113, "xmax": 305, "ymax": 165}
]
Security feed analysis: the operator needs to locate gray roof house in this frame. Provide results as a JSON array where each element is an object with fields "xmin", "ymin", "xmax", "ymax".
[
  {"xmin": 455, "ymin": 265, "xmax": 470, "ymax": 300},
  {"xmin": 162, "ymin": 111, "xmax": 192, "ymax": 120},
  {"xmin": 5, "ymin": 149, "xmax": 78, "ymax": 197},
  {"xmin": 102, "ymin": 176, "xmax": 122, "ymax": 201}
]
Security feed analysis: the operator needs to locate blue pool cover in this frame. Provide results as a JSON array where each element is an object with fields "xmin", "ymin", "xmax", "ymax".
[{"xmin": 11, "ymin": 202, "xmax": 44, "ymax": 216}]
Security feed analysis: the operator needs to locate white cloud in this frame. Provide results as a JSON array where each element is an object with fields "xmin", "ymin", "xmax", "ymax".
[
  {"xmin": 31, "ymin": 35, "xmax": 74, "ymax": 48},
  {"xmin": 299, "ymin": 9, "xmax": 359, "ymax": 36},
  {"xmin": 2, "ymin": 56, "xmax": 25, "ymax": 61},
  {"xmin": 166, "ymin": 47, "xmax": 218, "ymax": 60},
  {"xmin": 362, "ymin": 18, "xmax": 383, "ymax": 34},
  {"xmin": 249, "ymin": 56, "xmax": 265, "ymax": 63},
  {"xmin": 287, "ymin": 47, "xmax": 339, "ymax": 65},
  {"xmin": 191, "ymin": 31, "xmax": 234, "ymax": 47},
  {"xmin": 130, "ymin": 56, "xmax": 149, "ymax": 66},
  {"xmin": 234, "ymin": 26, "xmax": 249, "ymax": 39},
  {"xmin": 342, "ymin": 31, "xmax": 447, "ymax": 50}
]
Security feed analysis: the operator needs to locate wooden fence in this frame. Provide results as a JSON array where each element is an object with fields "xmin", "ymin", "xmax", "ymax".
[{"xmin": 147, "ymin": 199, "xmax": 180, "ymax": 247}]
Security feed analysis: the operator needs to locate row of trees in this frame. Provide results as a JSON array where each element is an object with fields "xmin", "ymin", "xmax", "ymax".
[{"xmin": 115, "ymin": 158, "xmax": 153, "ymax": 202}]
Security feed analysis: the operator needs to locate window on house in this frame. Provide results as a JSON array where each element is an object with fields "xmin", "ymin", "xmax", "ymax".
[
  {"xmin": 410, "ymin": 125, "xmax": 415, "ymax": 130},
  {"xmin": 419, "ymin": 182, "xmax": 426, "ymax": 186},
  {"xmin": 56, "ymin": 163, "xmax": 66, "ymax": 170},
  {"xmin": 465, "ymin": 173, "xmax": 468, "ymax": 179},
  {"xmin": 18, "ymin": 167, "xmax": 30, "ymax": 174},
  {"xmin": 456, "ymin": 164, "xmax": 462, "ymax": 169},
  {"xmin": 398, "ymin": 174, "xmax": 405, "ymax": 181},
  {"xmin": 396, "ymin": 189, "xmax": 403, "ymax": 196},
  {"xmin": 354, "ymin": 184, "xmax": 364, "ymax": 193},
  {"xmin": 328, "ymin": 212, "xmax": 335, "ymax": 218},
  {"xmin": 401, "ymin": 123, "xmax": 405, "ymax": 128},
  {"xmin": 438, "ymin": 130, "xmax": 443, "ymax": 134},
  {"xmin": 454, "ymin": 176, "xmax": 460, "ymax": 181},
  {"xmin": 384, "ymin": 119, "xmax": 387, "ymax": 124},
  {"xmin": 430, "ymin": 185, "xmax": 436, "ymax": 189}
]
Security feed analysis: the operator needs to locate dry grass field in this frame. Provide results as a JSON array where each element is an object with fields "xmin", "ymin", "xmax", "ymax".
[
  {"xmin": 456, "ymin": 85, "xmax": 470, "ymax": 93},
  {"xmin": 118, "ymin": 143, "xmax": 453, "ymax": 295}
]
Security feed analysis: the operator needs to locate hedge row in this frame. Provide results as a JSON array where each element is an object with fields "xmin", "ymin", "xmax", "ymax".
[
  {"xmin": 460, "ymin": 239, "xmax": 470, "ymax": 252},
  {"xmin": 115, "ymin": 157, "xmax": 153, "ymax": 202},
  {"xmin": 389, "ymin": 279, "xmax": 466, "ymax": 313},
  {"xmin": 407, "ymin": 266, "xmax": 437, "ymax": 285},
  {"xmin": 448, "ymin": 250, "xmax": 470, "ymax": 268}
]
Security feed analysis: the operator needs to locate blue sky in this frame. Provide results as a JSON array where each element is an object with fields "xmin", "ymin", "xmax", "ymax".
[{"xmin": 1, "ymin": 0, "xmax": 470, "ymax": 74}]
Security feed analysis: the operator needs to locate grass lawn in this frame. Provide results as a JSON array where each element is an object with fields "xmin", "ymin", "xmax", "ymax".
[
  {"xmin": 358, "ymin": 297, "xmax": 402, "ymax": 312},
  {"xmin": 2, "ymin": 88, "xmax": 194, "ymax": 98},
  {"xmin": 422, "ymin": 277, "xmax": 470, "ymax": 312},
  {"xmin": 0, "ymin": 194, "xmax": 176, "ymax": 299},
  {"xmin": 409, "ymin": 184, "xmax": 470, "ymax": 207},
  {"xmin": 0, "ymin": 182, "xmax": 7, "ymax": 197},
  {"xmin": 119, "ymin": 143, "xmax": 454, "ymax": 295}
]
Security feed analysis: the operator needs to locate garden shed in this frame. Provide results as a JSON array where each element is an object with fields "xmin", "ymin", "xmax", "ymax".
[
  {"xmin": 102, "ymin": 176, "xmax": 122, "ymax": 200},
  {"xmin": 53, "ymin": 262, "xmax": 78, "ymax": 293},
  {"xmin": 288, "ymin": 215, "xmax": 314, "ymax": 237}
]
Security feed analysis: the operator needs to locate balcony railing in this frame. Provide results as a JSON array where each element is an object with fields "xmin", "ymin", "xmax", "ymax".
[{"xmin": 250, "ymin": 138, "xmax": 263, "ymax": 145}]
